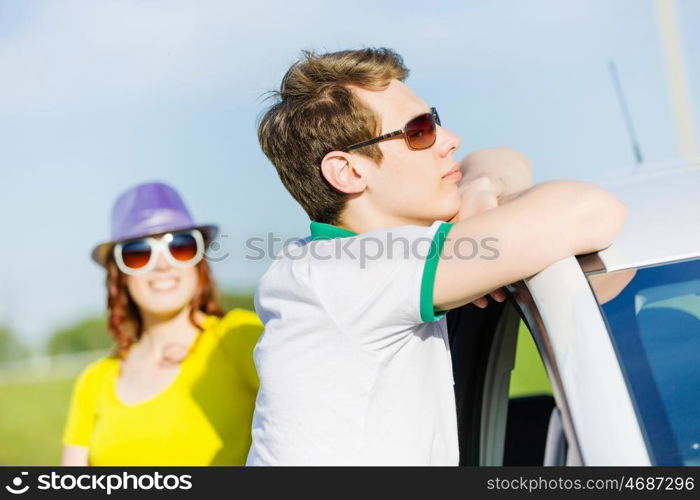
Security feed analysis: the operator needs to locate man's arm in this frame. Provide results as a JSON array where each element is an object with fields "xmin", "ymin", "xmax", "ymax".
[
  {"xmin": 448, "ymin": 148, "xmax": 534, "ymax": 306},
  {"xmin": 434, "ymin": 180, "xmax": 627, "ymax": 311}
]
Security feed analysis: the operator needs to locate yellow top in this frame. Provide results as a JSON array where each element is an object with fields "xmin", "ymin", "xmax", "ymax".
[{"xmin": 62, "ymin": 309, "xmax": 263, "ymax": 466}]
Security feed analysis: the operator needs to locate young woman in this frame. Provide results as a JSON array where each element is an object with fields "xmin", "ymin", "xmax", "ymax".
[{"xmin": 61, "ymin": 182, "xmax": 262, "ymax": 466}]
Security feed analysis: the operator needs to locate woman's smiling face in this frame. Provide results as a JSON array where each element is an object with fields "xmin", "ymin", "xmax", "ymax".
[{"xmin": 124, "ymin": 236, "xmax": 200, "ymax": 317}]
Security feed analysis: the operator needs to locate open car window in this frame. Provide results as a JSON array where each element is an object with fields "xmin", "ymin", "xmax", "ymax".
[{"xmin": 448, "ymin": 300, "xmax": 559, "ymax": 466}]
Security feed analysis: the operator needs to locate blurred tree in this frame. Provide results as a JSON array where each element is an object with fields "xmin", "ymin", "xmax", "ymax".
[
  {"xmin": 47, "ymin": 317, "xmax": 113, "ymax": 355},
  {"xmin": 44, "ymin": 291, "xmax": 256, "ymax": 355},
  {"xmin": 0, "ymin": 326, "xmax": 29, "ymax": 362},
  {"xmin": 219, "ymin": 291, "xmax": 256, "ymax": 313}
]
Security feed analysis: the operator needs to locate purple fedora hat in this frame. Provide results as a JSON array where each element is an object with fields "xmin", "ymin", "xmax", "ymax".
[{"xmin": 91, "ymin": 181, "xmax": 218, "ymax": 266}]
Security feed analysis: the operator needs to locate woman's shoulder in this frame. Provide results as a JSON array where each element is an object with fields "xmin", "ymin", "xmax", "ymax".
[
  {"xmin": 204, "ymin": 308, "xmax": 262, "ymax": 331},
  {"xmin": 73, "ymin": 355, "xmax": 119, "ymax": 391},
  {"xmin": 205, "ymin": 309, "xmax": 263, "ymax": 355},
  {"xmin": 220, "ymin": 308, "xmax": 263, "ymax": 328}
]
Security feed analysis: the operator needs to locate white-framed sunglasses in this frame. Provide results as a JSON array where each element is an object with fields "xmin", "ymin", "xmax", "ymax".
[{"xmin": 113, "ymin": 229, "xmax": 205, "ymax": 276}]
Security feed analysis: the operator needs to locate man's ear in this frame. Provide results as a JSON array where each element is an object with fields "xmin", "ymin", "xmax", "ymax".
[{"xmin": 320, "ymin": 151, "xmax": 367, "ymax": 194}]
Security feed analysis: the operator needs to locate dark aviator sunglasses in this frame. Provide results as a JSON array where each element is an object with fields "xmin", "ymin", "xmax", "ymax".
[{"xmin": 344, "ymin": 107, "xmax": 441, "ymax": 152}]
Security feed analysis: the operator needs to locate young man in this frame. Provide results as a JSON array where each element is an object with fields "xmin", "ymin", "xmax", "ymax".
[{"xmin": 248, "ymin": 48, "xmax": 626, "ymax": 465}]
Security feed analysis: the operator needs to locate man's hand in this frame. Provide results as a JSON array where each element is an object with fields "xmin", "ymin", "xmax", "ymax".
[
  {"xmin": 448, "ymin": 148, "xmax": 535, "ymax": 308},
  {"xmin": 452, "ymin": 147, "xmax": 534, "ymax": 222},
  {"xmin": 460, "ymin": 147, "xmax": 534, "ymax": 195},
  {"xmin": 449, "ymin": 176, "xmax": 502, "ymax": 223},
  {"xmin": 449, "ymin": 175, "xmax": 507, "ymax": 308}
]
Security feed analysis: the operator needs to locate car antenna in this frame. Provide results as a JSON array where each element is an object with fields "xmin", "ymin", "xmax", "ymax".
[{"xmin": 608, "ymin": 59, "xmax": 644, "ymax": 169}]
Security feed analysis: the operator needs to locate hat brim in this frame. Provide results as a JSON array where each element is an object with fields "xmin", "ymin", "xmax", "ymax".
[{"xmin": 91, "ymin": 224, "xmax": 219, "ymax": 267}]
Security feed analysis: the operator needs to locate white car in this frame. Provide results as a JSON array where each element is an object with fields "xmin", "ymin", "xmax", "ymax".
[{"xmin": 448, "ymin": 163, "xmax": 700, "ymax": 466}]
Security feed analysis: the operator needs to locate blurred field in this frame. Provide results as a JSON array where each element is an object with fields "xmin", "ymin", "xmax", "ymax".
[
  {"xmin": 0, "ymin": 376, "xmax": 75, "ymax": 465},
  {"xmin": 0, "ymin": 349, "xmax": 106, "ymax": 466},
  {"xmin": 0, "ymin": 293, "xmax": 256, "ymax": 466}
]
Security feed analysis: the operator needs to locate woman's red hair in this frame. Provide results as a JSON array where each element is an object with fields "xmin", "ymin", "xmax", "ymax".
[{"xmin": 105, "ymin": 250, "xmax": 224, "ymax": 359}]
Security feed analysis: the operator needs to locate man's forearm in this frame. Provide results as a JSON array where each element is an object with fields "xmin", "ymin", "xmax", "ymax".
[{"xmin": 459, "ymin": 147, "xmax": 534, "ymax": 197}]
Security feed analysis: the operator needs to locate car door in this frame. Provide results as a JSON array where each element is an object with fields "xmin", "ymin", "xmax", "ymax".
[
  {"xmin": 447, "ymin": 299, "xmax": 520, "ymax": 465},
  {"xmin": 448, "ymin": 286, "xmax": 577, "ymax": 466},
  {"xmin": 508, "ymin": 281, "xmax": 583, "ymax": 466},
  {"xmin": 510, "ymin": 256, "xmax": 650, "ymax": 466}
]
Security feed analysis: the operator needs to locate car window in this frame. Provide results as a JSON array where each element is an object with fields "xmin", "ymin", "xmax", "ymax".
[
  {"xmin": 503, "ymin": 319, "xmax": 557, "ymax": 465},
  {"xmin": 588, "ymin": 258, "xmax": 700, "ymax": 466},
  {"xmin": 509, "ymin": 320, "xmax": 552, "ymax": 398}
]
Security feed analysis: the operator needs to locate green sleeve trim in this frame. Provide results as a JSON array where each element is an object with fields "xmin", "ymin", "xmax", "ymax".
[{"xmin": 420, "ymin": 222, "xmax": 453, "ymax": 322}]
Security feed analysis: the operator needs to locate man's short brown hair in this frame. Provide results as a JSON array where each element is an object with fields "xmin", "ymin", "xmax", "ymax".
[{"xmin": 258, "ymin": 48, "xmax": 409, "ymax": 224}]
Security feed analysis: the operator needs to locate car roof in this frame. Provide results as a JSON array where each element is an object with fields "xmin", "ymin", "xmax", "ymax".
[{"xmin": 594, "ymin": 162, "xmax": 700, "ymax": 273}]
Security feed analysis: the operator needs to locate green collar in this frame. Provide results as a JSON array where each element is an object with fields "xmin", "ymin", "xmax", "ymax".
[{"xmin": 310, "ymin": 221, "xmax": 357, "ymax": 240}]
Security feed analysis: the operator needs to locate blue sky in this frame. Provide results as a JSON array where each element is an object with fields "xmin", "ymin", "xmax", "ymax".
[{"xmin": 0, "ymin": 0, "xmax": 698, "ymax": 346}]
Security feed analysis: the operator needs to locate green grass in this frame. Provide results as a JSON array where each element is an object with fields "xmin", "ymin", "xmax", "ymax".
[
  {"xmin": 509, "ymin": 321, "xmax": 553, "ymax": 397},
  {"xmin": 0, "ymin": 376, "xmax": 75, "ymax": 465}
]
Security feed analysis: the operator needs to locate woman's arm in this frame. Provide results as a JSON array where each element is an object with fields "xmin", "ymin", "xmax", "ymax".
[
  {"xmin": 61, "ymin": 445, "xmax": 88, "ymax": 466},
  {"xmin": 61, "ymin": 359, "xmax": 105, "ymax": 466}
]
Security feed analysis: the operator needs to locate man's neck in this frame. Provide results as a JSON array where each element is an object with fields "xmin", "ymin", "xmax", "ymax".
[{"xmin": 336, "ymin": 206, "xmax": 434, "ymax": 235}]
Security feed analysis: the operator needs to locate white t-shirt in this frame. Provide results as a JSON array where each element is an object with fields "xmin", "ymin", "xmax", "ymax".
[{"xmin": 246, "ymin": 220, "xmax": 459, "ymax": 465}]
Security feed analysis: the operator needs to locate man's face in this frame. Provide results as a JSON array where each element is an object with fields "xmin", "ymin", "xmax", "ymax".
[{"xmin": 352, "ymin": 79, "xmax": 462, "ymax": 225}]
